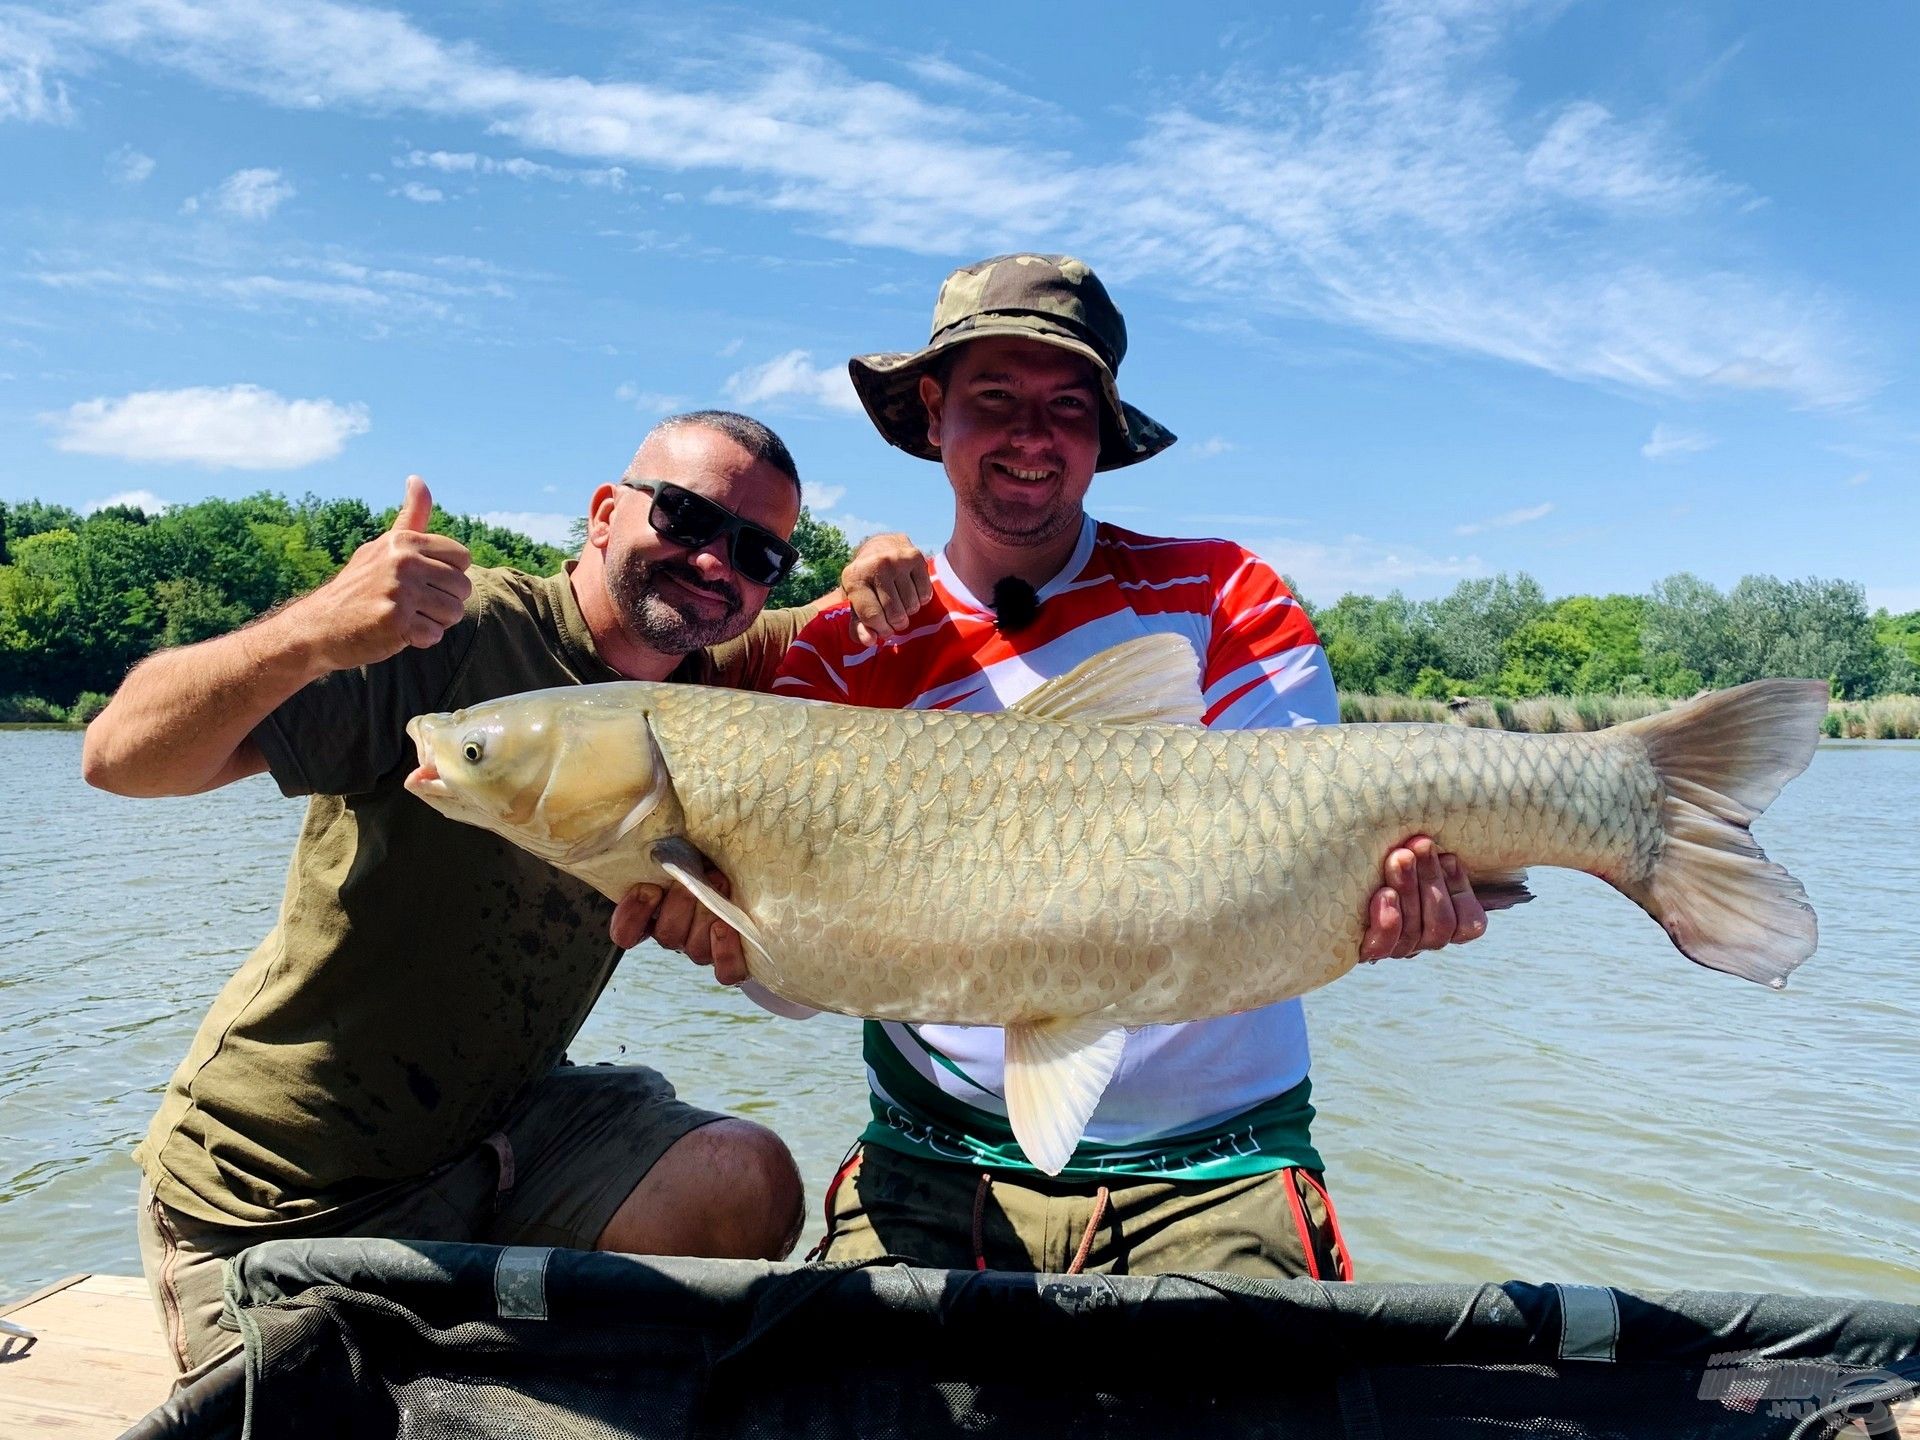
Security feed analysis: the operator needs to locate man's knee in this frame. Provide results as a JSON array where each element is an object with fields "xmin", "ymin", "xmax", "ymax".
[{"xmin": 598, "ymin": 1119, "xmax": 803, "ymax": 1261}]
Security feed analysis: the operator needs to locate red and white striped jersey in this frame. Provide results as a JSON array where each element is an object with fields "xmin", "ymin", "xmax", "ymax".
[{"xmin": 773, "ymin": 515, "xmax": 1341, "ymax": 1178}]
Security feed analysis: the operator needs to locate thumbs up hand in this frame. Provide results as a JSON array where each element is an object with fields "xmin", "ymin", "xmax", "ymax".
[{"xmin": 299, "ymin": 474, "xmax": 474, "ymax": 672}]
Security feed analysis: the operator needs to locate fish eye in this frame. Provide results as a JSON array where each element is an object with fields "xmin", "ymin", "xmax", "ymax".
[{"xmin": 461, "ymin": 737, "xmax": 484, "ymax": 765}]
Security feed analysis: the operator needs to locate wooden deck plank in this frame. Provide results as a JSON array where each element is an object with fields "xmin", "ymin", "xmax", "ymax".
[{"xmin": 0, "ymin": 1274, "xmax": 173, "ymax": 1439}]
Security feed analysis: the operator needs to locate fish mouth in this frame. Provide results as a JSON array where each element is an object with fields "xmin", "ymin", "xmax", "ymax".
[{"xmin": 403, "ymin": 716, "xmax": 449, "ymax": 798}]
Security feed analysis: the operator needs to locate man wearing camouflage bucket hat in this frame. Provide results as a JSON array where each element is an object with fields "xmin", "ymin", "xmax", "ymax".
[{"xmin": 654, "ymin": 254, "xmax": 1491, "ymax": 1277}]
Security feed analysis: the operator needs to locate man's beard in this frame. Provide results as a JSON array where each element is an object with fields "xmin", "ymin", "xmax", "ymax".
[
  {"xmin": 606, "ymin": 550, "xmax": 749, "ymax": 654},
  {"xmin": 959, "ymin": 464, "xmax": 1083, "ymax": 549}
]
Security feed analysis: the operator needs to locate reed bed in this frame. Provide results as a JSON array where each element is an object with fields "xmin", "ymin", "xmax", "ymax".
[
  {"xmin": 1339, "ymin": 691, "xmax": 1920, "ymax": 738},
  {"xmin": 1822, "ymin": 694, "xmax": 1920, "ymax": 740}
]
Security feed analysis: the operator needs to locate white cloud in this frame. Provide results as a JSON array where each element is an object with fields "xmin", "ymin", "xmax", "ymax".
[
  {"xmin": 820, "ymin": 511, "xmax": 890, "ymax": 543},
  {"xmin": 1191, "ymin": 437, "xmax": 1236, "ymax": 459},
  {"xmin": 723, "ymin": 349, "xmax": 862, "ymax": 414},
  {"xmin": 615, "ymin": 383, "xmax": 687, "ymax": 414},
  {"xmin": 211, "ymin": 166, "xmax": 294, "ymax": 220},
  {"xmin": 1641, "ymin": 423, "xmax": 1717, "ymax": 460},
  {"xmin": 807, "ymin": 483, "xmax": 846, "ymax": 511},
  {"xmin": 83, "ymin": 488, "xmax": 170, "ymax": 514},
  {"xmin": 43, "ymin": 384, "xmax": 369, "ymax": 469},
  {"xmin": 1453, "ymin": 501, "xmax": 1553, "ymax": 536},
  {"xmin": 23, "ymin": 0, "xmax": 1871, "ymax": 405},
  {"xmin": 478, "ymin": 510, "xmax": 578, "ymax": 548},
  {"xmin": 397, "ymin": 181, "xmax": 443, "ymax": 203},
  {"xmin": 396, "ymin": 148, "xmax": 625, "ymax": 187},
  {"xmin": 107, "ymin": 145, "xmax": 155, "ymax": 183},
  {"xmin": 1845, "ymin": 471, "xmax": 1870, "ymax": 487},
  {"xmin": 31, "ymin": 254, "xmax": 509, "ymax": 323},
  {"xmin": 1247, "ymin": 529, "xmax": 1485, "ymax": 602},
  {"xmin": 0, "ymin": 11, "xmax": 73, "ymax": 124}
]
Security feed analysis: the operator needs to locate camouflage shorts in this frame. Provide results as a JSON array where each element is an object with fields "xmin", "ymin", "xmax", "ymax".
[
  {"xmin": 138, "ymin": 1063, "xmax": 723, "ymax": 1380},
  {"xmin": 815, "ymin": 1142, "xmax": 1354, "ymax": 1280}
]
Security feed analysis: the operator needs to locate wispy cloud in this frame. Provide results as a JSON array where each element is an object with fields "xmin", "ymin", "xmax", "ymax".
[
  {"xmin": 0, "ymin": 10, "xmax": 73, "ymax": 123},
  {"xmin": 478, "ymin": 510, "xmax": 577, "ymax": 548},
  {"xmin": 1453, "ymin": 501, "xmax": 1553, "ymax": 536},
  {"xmin": 1846, "ymin": 471, "xmax": 1871, "ymax": 487},
  {"xmin": 43, "ymin": 383, "xmax": 369, "ymax": 468},
  {"xmin": 396, "ymin": 181, "xmax": 443, "ymax": 203},
  {"xmin": 185, "ymin": 166, "xmax": 294, "ymax": 220},
  {"xmin": 614, "ymin": 384, "xmax": 687, "ymax": 414},
  {"xmin": 83, "ymin": 488, "xmax": 169, "ymax": 514},
  {"xmin": 396, "ymin": 149, "xmax": 627, "ymax": 187},
  {"xmin": 107, "ymin": 145, "xmax": 155, "ymax": 184},
  {"xmin": 24, "ymin": 0, "xmax": 1871, "ymax": 405},
  {"xmin": 1641, "ymin": 423, "xmax": 1717, "ymax": 460},
  {"xmin": 723, "ymin": 349, "xmax": 862, "ymax": 414},
  {"xmin": 807, "ymin": 483, "xmax": 846, "ymax": 511},
  {"xmin": 1246, "ymin": 529, "xmax": 1485, "ymax": 602},
  {"xmin": 32, "ymin": 248, "xmax": 509, "ymax": 324},
  {"xmin": 1190, "ymin": 437, "xmax": 1236, "ymax": 459}
]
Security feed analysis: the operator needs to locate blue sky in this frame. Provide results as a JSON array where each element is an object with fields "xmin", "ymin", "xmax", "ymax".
[{"xmin": 3, "ymin": 0, "xmax": 1915, "ymax": 610}]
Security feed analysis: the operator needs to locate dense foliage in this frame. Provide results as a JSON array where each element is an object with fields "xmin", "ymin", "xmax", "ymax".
[
  {"xmin": 0, "ymin": 492, "xmax": 852, "ymax": 718},
  {"xmin": 1302, "ymin": 572, "xmax": 1918, "ymax": 702}
]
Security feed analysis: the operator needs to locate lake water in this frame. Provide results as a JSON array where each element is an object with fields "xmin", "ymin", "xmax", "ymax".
[{"xmin": 2, "ymin": 729, "xmax": 1915, "ymax": 1303}]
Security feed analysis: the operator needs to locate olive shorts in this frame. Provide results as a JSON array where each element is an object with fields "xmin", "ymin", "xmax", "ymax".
[
  {"xmin": 137, "ymin": 1063, "xmax": 722, "ymax": 1379},
  {"xmin": 817, "ymin": 1142, "xmax": 1354, "ymax": 1280}
]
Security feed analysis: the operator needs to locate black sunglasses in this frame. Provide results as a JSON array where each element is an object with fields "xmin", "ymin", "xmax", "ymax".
[{"xmin": 620, "ymin": 480, "xmax": 798, "ymax": 588}]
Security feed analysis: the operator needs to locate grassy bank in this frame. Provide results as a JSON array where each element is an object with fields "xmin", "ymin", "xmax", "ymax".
[
  {"xmin": 0, "ymin": 692, "xmax": 108, "ymax": 726},
  {"xmin": 1340, "ymin": 691, "xmax": 1920, "ymax": 739}
]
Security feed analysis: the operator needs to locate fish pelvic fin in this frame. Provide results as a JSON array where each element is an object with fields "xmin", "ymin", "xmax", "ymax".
[
  {"xmin": 648, "ymin": 836, "xmax": 791, "ymax": 981},
  {"xmin": 1473, "ymin": 869, "xmax": 1536, "ymax": 912},
  {"xmin": 1001, "ymin": 1018, "xmax": 1127, "ymax": 1177},
  {"xmin": 1010, "ymin": 633, "xmax": 1205, "ymax": 726},
  {"xmin": 1612, "ymin": 678, "xmax": 1826, "ymax": 989}
]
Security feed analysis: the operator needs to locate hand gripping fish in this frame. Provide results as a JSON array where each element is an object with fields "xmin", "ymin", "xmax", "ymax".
[{"xmin": 405, "ymin": 634, "xmax": 1824, "ymax": 1175}]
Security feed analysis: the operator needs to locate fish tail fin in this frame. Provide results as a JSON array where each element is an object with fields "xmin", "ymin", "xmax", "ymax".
[{"xmin": 1610, "ymin": 679, "xmax": 1826, "ymax": 988}]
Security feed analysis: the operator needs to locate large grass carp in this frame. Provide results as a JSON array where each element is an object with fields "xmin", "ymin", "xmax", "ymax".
[{"xmin": 405, "ymin": 634, "xmax": 1824, "ymax": 1174}]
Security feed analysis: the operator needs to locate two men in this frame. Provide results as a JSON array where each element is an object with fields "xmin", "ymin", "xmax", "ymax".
[
  {"xmin": 632, "ymin": 256, "xmax": 1488, "ymax": 1277},
  {"xmin": 85, "ymin": 411, "xmax": 846, "ymax": 1375}
]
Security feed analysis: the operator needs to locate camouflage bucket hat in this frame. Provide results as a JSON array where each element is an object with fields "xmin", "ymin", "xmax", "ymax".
[{"xmin": 848, "ymin": 253, "xmax": 1176, "ymax": 472}]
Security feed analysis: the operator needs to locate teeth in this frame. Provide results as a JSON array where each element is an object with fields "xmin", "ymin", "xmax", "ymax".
[{"xmin": 1000, "ymin": 465, "xmax": 1052, "ymax": 482}]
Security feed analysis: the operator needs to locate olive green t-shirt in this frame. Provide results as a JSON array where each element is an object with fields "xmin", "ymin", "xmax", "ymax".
[{"xmin": 137, "ymin": 564, "xmax": 818, "ymax": 1225}]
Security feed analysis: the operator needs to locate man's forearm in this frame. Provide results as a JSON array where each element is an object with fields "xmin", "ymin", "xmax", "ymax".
[{"xmin": 81, "ymin": 603, "xmax": 330, "ymax": 797}]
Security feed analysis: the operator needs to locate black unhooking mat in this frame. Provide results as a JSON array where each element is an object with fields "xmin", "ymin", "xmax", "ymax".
[{"xmin": 120, "ymin": 1237, "xmax": 1919, "ymax": 1440}]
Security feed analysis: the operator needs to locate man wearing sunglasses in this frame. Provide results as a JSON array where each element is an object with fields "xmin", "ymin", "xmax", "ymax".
[
  {"xmin": 84, "ymin": 409, "xmax": 907, "ymax": 1381},
  {"xmin": 639, "ymin": 259, "xmax": 1491, "ymax": 1281}
]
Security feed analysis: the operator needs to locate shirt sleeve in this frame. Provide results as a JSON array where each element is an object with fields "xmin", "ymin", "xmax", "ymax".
[
  {"xmin": 1200, "ymin": 549, "xmax": 1340, "ymax": 731},
  {"xmin": 770, "ymin": 603, "xmax": 862, "ymax": 703},
  {"xmin": 252, "ymin": 614, "xmax": 479, "ymax": 798},
  {"xmin": 699, "ymin": 596, "xmax": 840, "ymax": 693}
]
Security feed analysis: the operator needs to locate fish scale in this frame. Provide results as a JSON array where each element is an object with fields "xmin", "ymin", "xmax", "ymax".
[{"xmin": 639, "ymin": 685, "xmax": 1654, "ymax": 1027}]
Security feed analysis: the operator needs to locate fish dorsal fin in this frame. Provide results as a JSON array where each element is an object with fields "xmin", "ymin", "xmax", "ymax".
[
  {"xmin": 1001, "ymin": 1018, "xmax": 1127, "ymax": 1176},
  {"xmin": 1008, "ymin": 633, "xmax": 1204, "ymax": 726}
]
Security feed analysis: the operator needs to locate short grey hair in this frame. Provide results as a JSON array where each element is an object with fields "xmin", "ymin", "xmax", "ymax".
[{"xmin": 628, "ymin": 410, "xmax": 801, "ymax": 499}]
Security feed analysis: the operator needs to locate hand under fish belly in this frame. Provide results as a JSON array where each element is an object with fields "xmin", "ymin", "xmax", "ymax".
[{"xmin": 405, "ymin": 634, "xmax": 1825, "ymax": 1175}]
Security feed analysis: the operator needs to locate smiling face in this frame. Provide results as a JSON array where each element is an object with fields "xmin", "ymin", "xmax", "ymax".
[
  {"xmin": 590, "ymin": 423, "xmax": 802, "ymax": 656},
  {"xmin": 919, "ymin": 335, "xmax": 1103, "ymax": 554}
]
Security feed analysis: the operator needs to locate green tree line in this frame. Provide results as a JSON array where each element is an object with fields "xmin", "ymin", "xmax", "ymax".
[
  {"xmin": 1300, "ymin": 572, "xmax": 1920, "ymax": 702},
  {"xmin": 0, "ymin": 493, "xmax": 852, "ymax": 722}
]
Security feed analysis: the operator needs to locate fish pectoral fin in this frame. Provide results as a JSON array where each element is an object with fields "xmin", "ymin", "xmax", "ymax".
[
  {"xmin": 1000, "ymin": 1019, "xmax": 1127, "ymax": 1177},
  {"xmin": 649, "ymin": 837, "xmax": 777, "ymax": 970},
  {"xmin": 1470, "ymin": 868, "xmax": 1536, "ymax": 912},
  {"xmin": 1009, "ymin": 633, "xmax": 1205, "ymax": 727}
]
